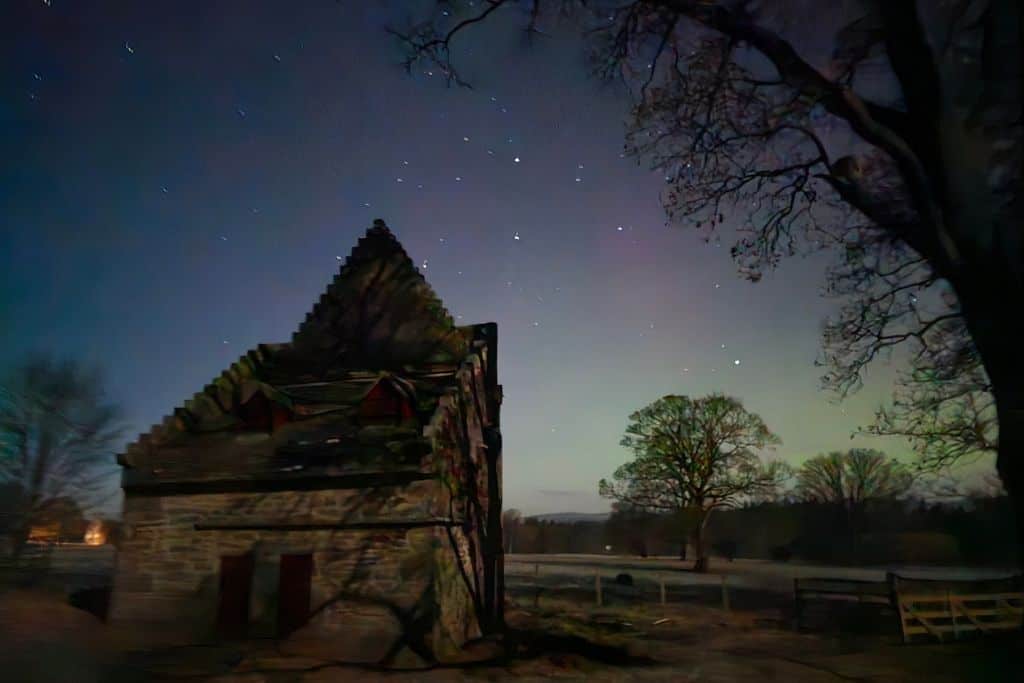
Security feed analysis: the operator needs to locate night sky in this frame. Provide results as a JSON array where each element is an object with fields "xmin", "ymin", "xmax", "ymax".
[{"xmin": 3, "ymin": 1, "xmax": 946, "ymax": 516}]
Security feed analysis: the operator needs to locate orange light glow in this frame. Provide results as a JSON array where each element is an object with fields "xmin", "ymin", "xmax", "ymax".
[{"xmin": 84, "ymin": 520, "xmax": 106, "ymax": 546}]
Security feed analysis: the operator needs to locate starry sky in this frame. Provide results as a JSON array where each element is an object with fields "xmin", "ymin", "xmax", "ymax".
[{"xmin": 2, "ymin": 1, "xmax": 950, "ymax": 516}]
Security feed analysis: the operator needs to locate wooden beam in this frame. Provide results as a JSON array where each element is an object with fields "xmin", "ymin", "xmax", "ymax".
[
  {"xmin": 124, "ymin": 469, "xmax": 435, "ymax": 496},
  {"xmin": 901, "ymin": 602, "xmax": 945, "ymax": 642},
  {"xmin": 194, "ymin": 517, "xmax": 460, "ymax": 532}
]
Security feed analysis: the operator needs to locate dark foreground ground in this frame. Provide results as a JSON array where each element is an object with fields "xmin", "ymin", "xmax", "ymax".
[{"xmin": 0, "ymin": 579, "xmax": 1017, "ymax": 682}]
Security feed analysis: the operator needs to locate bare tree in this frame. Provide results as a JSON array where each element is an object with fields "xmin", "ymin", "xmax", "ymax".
[
  {"xmin": 796, "ymin": 448, "xmax": 912, "ymax": 544},
  {"xmin": 599, "ymin": 394, "xmax": 784, "ymax": 571},
  {"xmin": 390, "ymin": 0, "xmax": 1024, "ymax": 559},
  {"xmin": 0, "ymin": 356, "xmax": 123, "ymax": 556}
]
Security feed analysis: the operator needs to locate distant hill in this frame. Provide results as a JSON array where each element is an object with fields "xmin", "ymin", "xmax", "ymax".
[{"xmin": 527, "ymin": 512, "xmax": 610, "ymax": 523}]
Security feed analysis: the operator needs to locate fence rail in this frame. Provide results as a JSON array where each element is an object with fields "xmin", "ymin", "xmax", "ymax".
[
  {"xmin": 505, "ymin": 561, "xmax": 735, "ymax": 611},
  {"xmin": 897, "ymin": 591, "xmax": 1024, "ymax": 643},
  {"xmin": 508, "ymin": 558, "xmax": 1023, "ymax": 645}
]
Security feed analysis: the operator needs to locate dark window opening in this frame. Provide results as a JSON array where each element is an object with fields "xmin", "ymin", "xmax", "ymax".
[
  {"xmin": 238, "ymin": 391, "xmax": 290, "ymax": 432},
  {"xmin": 358, "ymin": 381, "xmax": 415, "ymax": 426}
]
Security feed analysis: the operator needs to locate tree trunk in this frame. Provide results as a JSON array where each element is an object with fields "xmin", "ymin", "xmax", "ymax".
[
  {"xmin": 679, "ymin": 537, "xmax": 687, "ymax": 561},
  {"xmin": 692, "ymin": 510, "xmax": 710, "ymax": 573},
  {"xmin": 959, "ymin": 274, "xmax": 1024, "ymax": 573},
  {"xmin": 994, "ymin": 397, "xmax": 1024, "ymax": 569}
]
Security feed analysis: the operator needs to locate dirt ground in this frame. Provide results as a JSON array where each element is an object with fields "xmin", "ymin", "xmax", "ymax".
[{"xmin": 0, "ymin": 583, "xmax": 1017, "ymax": 682}]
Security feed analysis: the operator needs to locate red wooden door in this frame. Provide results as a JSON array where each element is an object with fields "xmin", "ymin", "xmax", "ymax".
[
  {"xmin": 277, "ymin": 553, "xmax": 313, "ymax": 637},
  {"xmin": 217, "ymin": 554, "xmax": 254, "ymax": 638}
]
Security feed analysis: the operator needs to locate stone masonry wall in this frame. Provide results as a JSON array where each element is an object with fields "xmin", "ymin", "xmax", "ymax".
[{"xmin": 108, "ymin": 481, "xmax": 474, "ymax": 662}]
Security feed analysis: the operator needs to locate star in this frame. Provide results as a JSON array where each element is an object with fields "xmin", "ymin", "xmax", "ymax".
[
  {"xmin": 734, "ymin": 359, "xmax": 741, "ymax": 366},
  {"xmin": 455, "ymin": 176, "xmax": 462, "ymax": 181},
  {"xmin": 273, "ymin": 54, "xmax": 282, "ymax": 62},
  {"xmin": 617, "ymin": 226, "xmax": 623, "ymax": 231},
  {"xmin": 463, "ymin": 136, "xmax": 470, "ymax": 142},
  {"xmin": 514, "ymin": 157, "xmax": 521, "ymax": 163},
  {"xmin": 125, "ymin": 42, "xmax": 134, "ymax": 54},
  {"xmin": 513, "ymin": 232, "xmax": 520, "ymax": 240}
]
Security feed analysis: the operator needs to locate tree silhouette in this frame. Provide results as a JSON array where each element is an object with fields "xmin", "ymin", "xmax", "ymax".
[
  {"xmin": 796, "ymin": 448, "xmax": 913, "ymax": 545},
  {"xmin": 0, "ymin": 356, "xmax": 123, "ymax": 556},
  {"xmin": 599, "ymin": 394, "xmax": 784, "ymax": 571},
  {"xmin": 391, "ymin": 0, "xmax": 1024, "ymax": 563}
]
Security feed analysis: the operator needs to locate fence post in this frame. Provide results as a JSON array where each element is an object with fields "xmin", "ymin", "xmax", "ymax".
[
  {"xmin": 948, "ymin": 590, "xmax": 958, "ymax": 640},
  {"xmin": 793, "ymin": 578, "xmax": 802, "ymax": 631},
  {"xmin": 721, "ymin": 574, "xmax": 730, "ymax": 611},
  {"xmin": 595, "ymin": 571, "xmax": 603, "ymax": 607},
  {"xmin": 534, "ymin": 562, "xmax": 539, "ymax": 577},
  {"xmin": 660, "ymin": 576, "xmax": 666, "ymax": 607}
]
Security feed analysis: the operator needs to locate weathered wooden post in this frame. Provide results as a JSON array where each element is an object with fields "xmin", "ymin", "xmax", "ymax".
[
  {"xmin": 793, "ymin": 578, "xmax": 802, "ymax": 631},
  {"xmin": 948, "ymin": 590, "xmax": 958, "ymax": 640},
  {"xmin": 595, "ymin": 571, "xmax": 603, "ymax": 607},
  {"xmin": 536, "ymin": 565, "xmax": 544, "ymax": 610},
  {"xmin": 721, "ymin": 574, "xmax": 730, "ymax": 611}
]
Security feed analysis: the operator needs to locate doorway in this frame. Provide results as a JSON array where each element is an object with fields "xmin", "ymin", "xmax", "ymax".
[
  {"xmin": 217, "ymin": 553, "xmax": 254, "ymax": 638},
  {"xmin": 277, "ymin": 553, "xmax": 313, "ymax": 637}
]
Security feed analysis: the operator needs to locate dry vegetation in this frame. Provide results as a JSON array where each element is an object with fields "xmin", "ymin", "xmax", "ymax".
[{"xmin": 0, "ymin": 572, "xmax": 1017, "ymax": 682}]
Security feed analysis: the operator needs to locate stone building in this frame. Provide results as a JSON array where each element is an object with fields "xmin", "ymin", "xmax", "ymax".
[{"xmin": 109, "ymin": 220, "xmax": 504, "ymax": 666}]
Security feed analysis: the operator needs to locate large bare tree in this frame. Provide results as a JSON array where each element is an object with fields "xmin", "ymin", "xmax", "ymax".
[
  {"xmin": 795, "ymin": 448, "xmax": 913, "ymax": 544},
  {"xmin": 0, "ymin": 356, "xmax": 123, "ymax": 556},
  {"xmin": 391, "ymin": 0, "xmax": 1024, "ymax": 552},
  {"xmin": 599, "ymin": 393, "xmax": 785, "ymax": 571}
]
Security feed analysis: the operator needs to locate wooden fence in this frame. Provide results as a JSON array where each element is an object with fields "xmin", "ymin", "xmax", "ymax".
[
  {"xmin": 507, "ymin": 561, "xmax": 733, "ymax": 611},
  {"xmin": 793, "ymin": 576, "xmax": 893, "ymax": 630},
  {"xmin": 795, "ymin": 572, "xmax": 1024, "ymax": 643},
  {"xmin": 507, "ymin": 560, "xmax": 1022, "ymax": 643}
]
